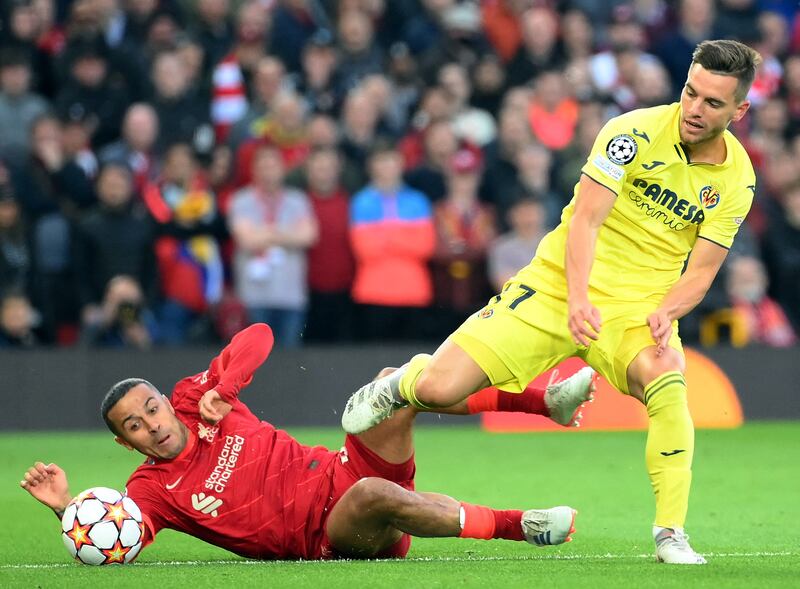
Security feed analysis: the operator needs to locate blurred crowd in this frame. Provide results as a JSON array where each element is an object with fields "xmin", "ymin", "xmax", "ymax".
[{"xmin": 0, "ymin": 0, "xmax": 798, "ymax": 350}]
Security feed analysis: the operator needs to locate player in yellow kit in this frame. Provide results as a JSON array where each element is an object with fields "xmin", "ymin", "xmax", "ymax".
[{"xmin": 341, "ymin": 40, "xmax": 761, "ymax": 564}]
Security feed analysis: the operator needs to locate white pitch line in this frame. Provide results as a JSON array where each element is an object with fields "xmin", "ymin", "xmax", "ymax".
[{"xmin": 1, "ymin": 551, "xmax": 796, "ymax": 570}]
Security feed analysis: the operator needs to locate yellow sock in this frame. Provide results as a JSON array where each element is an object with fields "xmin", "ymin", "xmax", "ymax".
[
  {"xmin": 644, "ymin": 371, "xmax": 694, "ymax": 529},
  {"xmin": 398, "ymin": 354, "xmax": 433, "ymax": 409}
]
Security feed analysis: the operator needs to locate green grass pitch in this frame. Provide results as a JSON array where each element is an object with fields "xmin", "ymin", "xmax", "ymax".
[{"xmin": 1, "ymin": 423, "xmax": 798, "ymax": 588}]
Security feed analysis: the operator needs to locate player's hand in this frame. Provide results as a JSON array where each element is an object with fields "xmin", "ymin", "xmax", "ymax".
[
  {"xmin": 647, "ymin": 310, "xmax": 672, "ymax": 356},
  {"xmin": 568, "ymin": 298, "xmax": 602, "ymax": 347},
  {"xmin": 20, "ymin": 462, "xmax": 72, "ymax": 513},
  {"xmin": 199, "ymin": 389, "xmax": 232, "ymax": 425}
]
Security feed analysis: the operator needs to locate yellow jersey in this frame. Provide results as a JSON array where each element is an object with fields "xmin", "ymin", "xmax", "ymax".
[{"xmin": 517, "ymin": 102, "xmax": 755, "ymax": 302}]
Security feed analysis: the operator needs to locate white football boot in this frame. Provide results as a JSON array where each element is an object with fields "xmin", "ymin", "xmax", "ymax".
[
  {"xmin": 544, "ymin": 367, "xmax": 596, "ymax": 427},
  {"xmin": 341, "ymin": 370, "xmax": 408, "ymax": 434},
  {"xmin": 655, "ymin": 528, "xmax": 707, "ymax": 564},
  {"xmin": 522, "ymin": 506, "xmax": 577, "ymax": 546}
]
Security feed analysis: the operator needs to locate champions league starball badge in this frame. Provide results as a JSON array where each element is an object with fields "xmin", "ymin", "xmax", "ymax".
[{"xmin": 606, "ymin": 134, "xmax": 638, "ymax": 165}]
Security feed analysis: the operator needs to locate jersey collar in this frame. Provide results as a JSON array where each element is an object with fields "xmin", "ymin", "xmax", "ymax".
[{"xmin": 670, "ymin": 102, "xmax": 732, "ymax": 168}]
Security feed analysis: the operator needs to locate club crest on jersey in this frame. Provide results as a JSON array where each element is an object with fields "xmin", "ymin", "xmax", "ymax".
[
  {"xmin": 699, "ymin": 185, "xmax": 721, "ymax": 209},
  {"xmin": 197, "ymin": 422, "xmax": 219, "ymax": 443},
  {"xmin": 478, "ymin": 308, "xmax": 493, "ymax": 319},
  {"xmin": 606, "ymin": 134, "xmax": 638, "ymax": 165}
]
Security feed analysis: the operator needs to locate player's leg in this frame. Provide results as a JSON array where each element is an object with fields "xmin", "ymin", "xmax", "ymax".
[
  {"xmin": 627, "ymin": 345, "xmax": 705, "ymax": 565},
  {"xmin": 442, "ymin": 370, "xmax": 596, "ymax": 427},
  {"xmin": 340, "ymin": 344, "xmax": 491, "ymax": 434},
  {"xmin": 342, "ymin": 286, "xmax": 576, "ymax": 434},
  {"xmin": 325, "ymin": 477, "xmax": 577, "ymax": 558}
]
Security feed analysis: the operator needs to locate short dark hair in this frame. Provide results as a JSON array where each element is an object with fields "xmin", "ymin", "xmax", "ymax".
[
  {"xmin": 691, "ymin": 40, "xmax": 762, "ymax": 103},
  {"xmin": 100, "ymin": 378, "xmax": 158, "ymax": 435}
]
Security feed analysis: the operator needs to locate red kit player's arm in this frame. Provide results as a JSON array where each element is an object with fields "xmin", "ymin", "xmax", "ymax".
[{"xmin": 209, "ymin": 323, "xmax": 274, "ymax": 404}]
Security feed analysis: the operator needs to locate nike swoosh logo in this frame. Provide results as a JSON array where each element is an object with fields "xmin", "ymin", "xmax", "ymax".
[
  {"xmin": 165, "ymin": 475, "xmax": 184, "ymax": 490},
  {"xmin": 660, "ymin": 449, "xmax": 686, "ymax": 456}
]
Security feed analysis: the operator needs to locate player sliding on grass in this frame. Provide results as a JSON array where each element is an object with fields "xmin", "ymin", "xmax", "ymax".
[
  {"xmin": 341, "ymin": 40, "xmax": 762, "ymax": 565},
  {"xmin": 20, "ymin": 323, "xmax": 594, "ymax": 561}
]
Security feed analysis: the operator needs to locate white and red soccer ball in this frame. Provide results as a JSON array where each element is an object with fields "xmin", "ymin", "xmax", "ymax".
[{"xmin": 60, "ymin": 487, "xmax": 144, "ymax": 565}]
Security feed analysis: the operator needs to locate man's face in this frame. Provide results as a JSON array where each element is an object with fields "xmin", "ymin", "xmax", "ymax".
[
  {"xmin": 679, "ymin": 63, "xmax": 750, "ymax": 146},
  {"xmin": 0, "ymin": 64, "xmax": 31, "ymax": 96},
  {"xmin": 97, "ymin": 166, "xmax": 133, "ymax": 208},
  {"xmin": 108, "ymin": 384, "xmax": 188, "ymax": 460}
]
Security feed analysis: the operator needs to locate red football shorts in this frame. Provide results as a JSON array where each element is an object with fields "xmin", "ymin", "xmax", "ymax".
[{"xmin": 319, "ymin": 434, "xmax": 416, "ymax": 559}]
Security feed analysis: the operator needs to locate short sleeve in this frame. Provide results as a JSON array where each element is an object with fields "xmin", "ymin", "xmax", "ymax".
[
  {"xmin": 697, "ymin": 184, "xmax": 754, "ymax": 249},
  {"xmin": 581, "ymin": 115, "xmax": 649, "ymax": 196}
]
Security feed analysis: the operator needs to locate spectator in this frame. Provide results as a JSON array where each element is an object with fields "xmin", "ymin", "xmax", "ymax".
[
  {"xmin": 416, "ymin": 1, "xmax": 491, "ymax": 81},
  {"xmin": 480, "ymin": 0, "xmax": 528, "ymax": 63},
  {"xmin": 349, "ymin": 141, "xmax": 435, "ymax": 340},
  {"xmin": 488, "ymin": 197, "xmax": 547, "ymax": 293},
  {"xmin": 555, "ymin": 101, "xmax": 607, "ymax": 199},
  {"xmin": 0, "ymin": 168, "xmax": 30, "ymax": 295},
  {"xmin": 294, "ymin": 29, "xmax": 341, "ymax": 117},
  {"xmin": 10, "ymin": 114, "xmax": 95, "ymax": 341},
  {"xmin": 527, "ymin": 70, "xmax": 579, "ymax": 152},
  {"xmin": 431, "ymin": 148, "xmax": 496, "ymax": 336},
  {"xmin": 725, "ymin": 256, "xmax": 796, "ymax": 347},
  {"xmin": 227, "ymin": 56, "xmax": 288, "ymax": 153},
  {"xmin": 510, "ymin": 142, "xmax": 561, "ymax": 227},
  {"xmin": 270, "ymin": 0, "xmax": 330, "ymax": 73},
  {"xmin": 81, "ymin": 274, "xmax": 159, "ymax": 348},
  {"xmin": 402, "ymin": 0, "xmax": 449, "ymax": 57},
  {"xmin": 335, "ymin": 9, "xmax": 384, "ymax": 95},
  {"xmin": 561, "ymin": 8, "xmax": 595, "ymax": 62},
  {"xmin": 228, "ymin": 145, "xmax": 318, "ymax": 347},
  {"xmin": 397, "ymin": 86, "xmax": 453, "ymax": 170},
  {"xmin": 482, "ymin": 108, "xmax": 535, "ymax": 229},
  {"xmin": 505, "ymin": 6, "xmax": 564, "ymax": 89},
  {"xmin": 631, "ymin": 59, "xmax": 672, "ymax": 109},
  {"xmin": 61, "ymin": 113, "xmax": 98, "ymax": 180},
  {"xmin": 763, "ymin": 181, "xmax": 800, "ymax": 332},
  {"xmin": 0, "ymin": 291, "xmax": 39, "ymax": 348},
  {"xmin": 99, "ymin": 103, "xmax": 160, "ymax": 194},
  {"xmin": 652, "ymin": 0, "xmax": 719, "ymax": 98},
  {"xmin": 73, "ymin": 163, "xmax": 156, "ymax": 321},
  {"xmin": 211, "ymin": 1, "xmax": 272, "ymax": 141},
  {"xmin": 1, "ymin": 0, "xmax": 56, "ymax": 97},
  {"xmin": 0, "ymin": 48, "xmax": 49, "ymax": 164},
  {"xmin": 438, "ymin": 62, "xmax": 496, "ymax": 146},
  {"xmin": 143, "ymin": 143, "xmax": 226, "ymax": 344},
  {"xmin": 233, "ymin": 89, "xmax": 311, "ymax": 188},
  {"xmin": 150, "ymin": 51, "xmax": 211, "ymax": 152},
  {"xmin": 54, "ymin": 36, "xmax": 130, "ymax": 148},
  {"xmin": 192, "ymin": 0, "xmax": 235, "ymax": 76},
  {"xmin": 303, "ymin": 147, "xmax": 355, "ymax": 342},
  {"xmin": 404, "ymin": 119, "xmax": 459, "ymax": 203},
  {"xmin": 339, "ymin": 88, "xmax": 381, "ymax": 180}
]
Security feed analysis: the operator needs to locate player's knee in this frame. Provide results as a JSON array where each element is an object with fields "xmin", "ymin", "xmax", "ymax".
[
  {"xmin": 629, "ymin": 347, "xmax": 685, "ymax": 398},
  {"xmin": 349, "ymin": 477, "xmax": 395, "ymax": 513}
]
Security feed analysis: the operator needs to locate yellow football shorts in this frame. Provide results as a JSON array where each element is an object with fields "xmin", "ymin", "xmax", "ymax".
[{"xmin": 449, "ymin": 281, "xmax": 684, "ymax": 395}]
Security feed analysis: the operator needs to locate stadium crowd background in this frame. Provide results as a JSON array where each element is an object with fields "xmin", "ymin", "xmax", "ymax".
[{"xmin": 0, "ymin": 0, "xmax": 798, "ymax": 350}]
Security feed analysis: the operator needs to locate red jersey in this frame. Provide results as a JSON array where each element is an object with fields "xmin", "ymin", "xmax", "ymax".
[{"xmin": 124, "ymin": 324, "xmax": 340, "ymax": 559}]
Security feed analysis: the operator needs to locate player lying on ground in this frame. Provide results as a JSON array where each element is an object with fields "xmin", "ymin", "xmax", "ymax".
[
  {"xmin": 341, "ymin": 40, "xmax": 762, "ymax": 565},
  {"xmin": 20, "ymin": 323, "xmax": 594, "ymax": 561}
]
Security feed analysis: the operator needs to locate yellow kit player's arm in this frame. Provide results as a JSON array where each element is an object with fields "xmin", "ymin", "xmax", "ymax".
[
  {"xmin": 565, "ymin": 174, "xmax": 617, "ymax": 347},
  {"xmin": 648, "ymin": 238, "xmax": 729, "ymax": 353}
]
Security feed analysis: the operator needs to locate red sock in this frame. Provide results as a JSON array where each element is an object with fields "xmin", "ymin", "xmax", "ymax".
[
  {"xmin": 459, "ymin": 503, "xmax": 525, "ymax": 541},
  {"xmin": 466, "ymin": 384, "xmax": 548, "ymax": 416}
]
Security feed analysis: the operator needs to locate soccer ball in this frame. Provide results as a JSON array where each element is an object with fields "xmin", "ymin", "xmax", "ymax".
[{"xmin": 60, "ymin": 487, "xmax": 144, "ymax": 565}]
